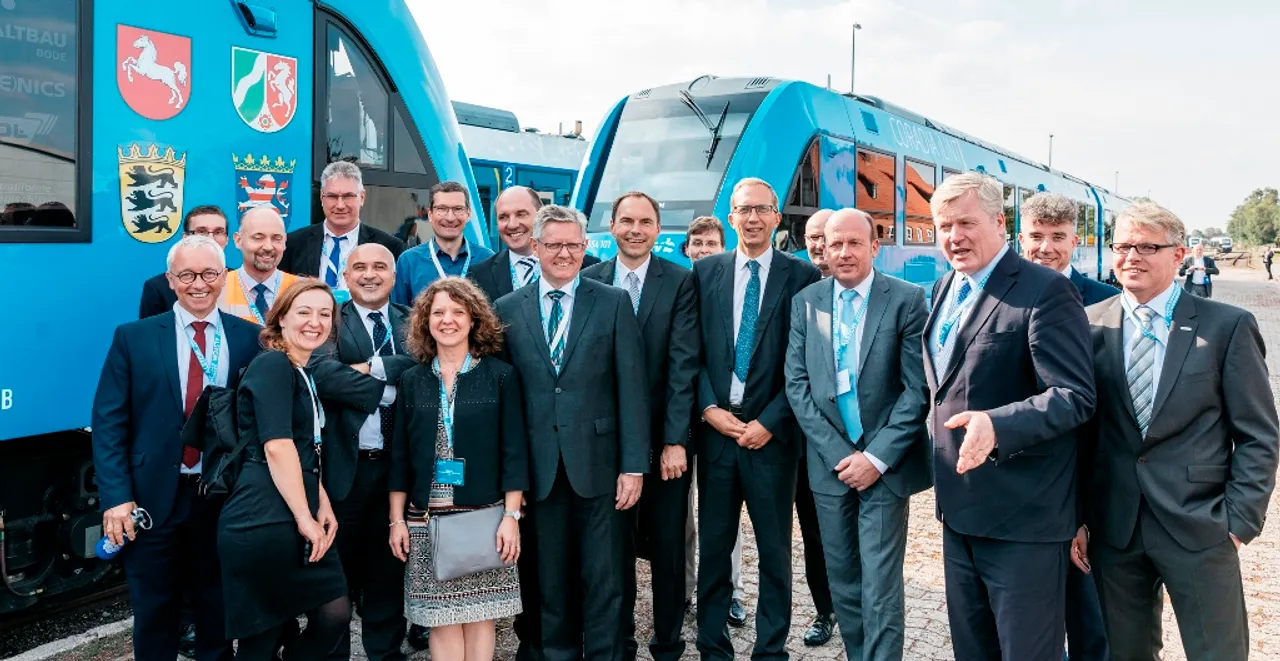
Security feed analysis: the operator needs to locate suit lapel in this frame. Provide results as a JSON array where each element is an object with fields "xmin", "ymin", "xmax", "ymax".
[
  {"xmin": 1149, "ymin": 292, "xmax": 1198, "ymax": 423},
  {"xmin": 922, "ymin": 271, "xmax": 953, "ymax": 390},
  {"xmin": 597, "ymin": 258, "xmax": 618, "ymax": 286},
  {"xmin": 342, "ymin": 303, "xmax": 374, "ymax": 358},
  {"xmin": 520, "ymin": 287, "xmax": 558, "ymax": 376},
  {"xmin": 497, "ymin": 250, "xmax": 516, "ymax": 297},
  {"xmin": 389, "ymin": 304, "xmax": 409, "ymax": 353},
  {"xmin": 715, "ymin": 255, "xmax": 735, "ymax": 359},
  {"xmin": 636, "ymin": 257, "xmax": 663, "ymax": 329},
  {"xmin": 1097, "ymin": 297, "xmax": 1138, "ymax": 433},
  {"xmin": 856, "ymin": 273, "xmax": 892, "ymax": 374},
  {"xmin": 158, "ymin": 312, "xmax": 184, "ymax": 412},
  {"xmin": 939, "ymin": 253, "xmax": 1018, "ymax": 389},
  {"xmin": 560, "ymin": 281, "xmax": 597, "ymax": 371},
  {"xmin": 811, "ymin": 283, "xmax": 838, "ymax": 404},
  {"xmin": 748, "ymin": 252, "xmax": 792, "ymax": 360}
]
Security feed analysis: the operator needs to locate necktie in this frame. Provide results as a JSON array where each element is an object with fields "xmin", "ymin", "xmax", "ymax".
[
  {"xmin": 369, "ymin": 312, "xmax": 396, "ymax": 442},
  {"xmin": 1127, "ymin": 306, "xmax": 1158, "ymax": 436},
  {"xmin": 517, "ymin": 256, "xmax": 538, "ymax": 286},
  {"xmin": 836, "ymin": 289, "xmax": 864, "ymax": 444},
  {"xmin": 252, "ymin": 283, "xmax": 269, "ymax": 320},
  {"xmin": 182, "ymin": 321, "xmax": 209, "ymax": 469},
  {"xmin": 933, "ymin": 277, "xmax": 973, "ymax": 378},
  {"xmin": 326, "ymin": 235, "xmax": 345, "ymax": 287},
  {"xmin": 625, "ymin": 271, "xmax": 642, "ymax": 313},
  {"xmin": 546, "ymin": 290, "xmax": 566, "ymax": 373},
  {"xmin": 733, "ymin": 260, "xmax": 761, "ymax": 383}
]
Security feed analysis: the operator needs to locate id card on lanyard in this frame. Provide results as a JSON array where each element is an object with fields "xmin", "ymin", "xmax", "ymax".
[
  {"xmin": 434, "ymin": 353, "xmax": 473, "ymax": 486},
  {"xmin": 429, "ymin": 238, "xmax": 472, "ymax": 279},
  {"xmin": 187, "ymin": 324, "xmax": 223, "ymax": 384},
  {"xmin": 833, "ymin": 289, "xmax": 869, "ymax": 395}
]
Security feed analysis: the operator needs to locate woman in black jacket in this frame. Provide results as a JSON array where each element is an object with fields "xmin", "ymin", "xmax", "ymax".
[{"xmin": 388, "ymin": 276, "xmax": 529, "ymax": 661}]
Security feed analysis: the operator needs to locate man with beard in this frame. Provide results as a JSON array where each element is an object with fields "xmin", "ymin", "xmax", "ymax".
[
  {"xmin": 392, "ymin": 181, "xmax": 495, "ymax": 305},
  {"xmin": 218, "ymin": 206, "xmax": 298, "ymax": 325}
]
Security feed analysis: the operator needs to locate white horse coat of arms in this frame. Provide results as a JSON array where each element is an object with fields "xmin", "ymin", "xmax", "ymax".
[{"xmin": 116, "ymin": 25, "xmax": 190, "ymax": 121}]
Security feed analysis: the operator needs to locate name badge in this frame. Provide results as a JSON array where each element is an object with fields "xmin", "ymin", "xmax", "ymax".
[
  {"xmin": 836, "ymin": 369, "xmax": 852, "ymax": 396},
  {"xmin": 435, "ymin": 458, "xmax": 465, "ymax": 486}
]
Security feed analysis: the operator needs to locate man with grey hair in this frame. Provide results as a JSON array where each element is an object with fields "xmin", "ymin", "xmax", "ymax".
[
  {"xmin": 494, "ymin": 204, "xmax": 649, "ymax": 661},
  {"xmin": 925, "ymin": 172, "xmax": 1096, "ymax": 661},
  {"xmin": 279, "ymin": 161, "xmax": 405, "ymax": 298},
  {"xmin": 93, "ymin": 235, "xmax": 263, "ymax": 661},
  {"xmin": 1078, "ymin": 202, "xmax": 1277, "ymax": 661}
]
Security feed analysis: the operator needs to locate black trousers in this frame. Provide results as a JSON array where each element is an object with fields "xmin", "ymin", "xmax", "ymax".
[
  {"xmin": 794, "ymin": 459, "xmax": 833, "ymax": 617},
  {"xmin": 622, "ymin": 462, "xmax": 692, "ymax": 661},
  {"xmin": 513, "ymin": 504, "xmax": 544, "ymax": 661},
  {"xmin": 697, "ymin": 440, "xmax": 797, "ymax": 661},
  {"xmin": 942, "ymin": 522, "xmax": 1067, "ymax": 661},
  {"xmin": 1064, "ymin": 564, "xmax": 1109, "ymax": 661},
  {"xmin": 328, "ymin": 455, "xmax": 406, "ymax": 661},
  {"xmin": 535, "ymin": 465, "xmax": 626, "ymax": 661},
  {"xmin": 121, "ymin": 478, "xmax": 232, "ymax": 661}
]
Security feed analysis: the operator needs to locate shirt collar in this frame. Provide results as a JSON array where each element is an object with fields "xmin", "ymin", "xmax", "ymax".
[
  {"xmin": 173, "ymin": 301, "xmax": 224, "ymax": 331},
  {"xmin": 324, "ymin": 222, "xmax": 360, "ymax": 242},
  {"xmin": 616, "ymin": 255, "xmax": 652, "ymax": 284},
  {"xmin": 1060, "ymin": 264, "xmax": 1075, "ymax": 279},
  {"xmin": 833, "ymin": 268, "xmax": 875, "ymax": 302},
  {"xmin": 434, "ymin": 237, "xmax": 470, "ymax": 259},
  {"xmin": 538, "ymin": 274, "xmax": 580, "ymax": 301},
  {"xmin": 735, "ymin": 246, "xmax": 774, "ymax": 274},
  {"xmin": 1121, "ymin": 280, "xmax": 1177, "ymax": 322},
  {"xmin": 353, "ymin": 300, "xmax": 391, "ymax": 322},
  {"xmin": 965, "ymin": 243, "xmax": 1009, "ymax": 289},
  {"xmin": 237, "ymin": 267, "xmax": 279, "ymax": 293}
]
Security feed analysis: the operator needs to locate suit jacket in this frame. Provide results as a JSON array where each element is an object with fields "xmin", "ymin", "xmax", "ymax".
[
  {"xmin": 309, "ymin": 300, "xmax": 417, "ymax": 502},
  {"xmin": 1179, "ymin": 255, "xmax": 1219, "ymax": 296},
  {"xmin": 278, "ymin": 221, "xmax": 406, "ymax": 279},
  {"xmin": 495, "ymin": 277, "xmax": 650, "ymax": 502},
  {"xmin": 470, "ymin": 249, "xmax": 600, "ymax": 304},
  {"xmin": 1070, "ymin": 268, "xmax": 1121, "ymax": 307},
  {"xmin": 91, "ymin": 311, "xmax": 262, "ymax": 526},
  {"xmin": 138, "ymin": 272, "xmax": 178, "ymax": 319},
  {"xmin": 582, "ymin": 255, "xmax": 700, "ymax": 456},
  {"xmin": 785, "ymin": 271, "xmax": 932, "ymax": 499},
  {"xmin": 388, "ymin": 357, "xmax": 530, "ymax": 507},
  {"xmin": 1082, "ymin": 292, "xmax": 1278, "ymax": 551},
  {"xmin": 924, "ymin": 250, "xmax": 1096, "ymax": 543},
  {"xmin": 691, "ymin": 249, "xmax": 822, "ymax": 463}
]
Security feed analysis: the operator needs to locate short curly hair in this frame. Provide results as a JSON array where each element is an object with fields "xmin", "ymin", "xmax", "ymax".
[
  {"xmin": 260, "ymin": 278, "xmax": 338, "ymax": 354},
  {"xmin": 405, "ymin": 277, "xmax": 504, "ymax": 362}
]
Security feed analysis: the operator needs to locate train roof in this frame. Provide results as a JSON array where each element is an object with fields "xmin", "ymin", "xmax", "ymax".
[
  {"xmin": 452, "ymin": 101, "xmax": 521, "ymax": 132},
  {"xmin": 457, "ymin": 123, "xmax": 587, "ymax": 173}
]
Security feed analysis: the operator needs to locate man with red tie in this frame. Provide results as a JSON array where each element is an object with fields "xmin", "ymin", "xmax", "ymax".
[{"xmin": 92, "ymin": 235, "xmax": 263, "ymax": 661}]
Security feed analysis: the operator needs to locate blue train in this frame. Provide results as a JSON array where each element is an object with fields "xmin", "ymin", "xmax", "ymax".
[
  {"xmin": 0, "ymin": 0, "xmax": 489, "ymax": 612},
  {"xmin": 571, "ymin": 75, "xmax": 1133, "ymax": 288}
]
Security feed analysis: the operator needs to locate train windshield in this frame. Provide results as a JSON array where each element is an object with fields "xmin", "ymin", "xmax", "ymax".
[{"xmin": 588, "ymin": 91, "xmax": 766, "ymax": 231}]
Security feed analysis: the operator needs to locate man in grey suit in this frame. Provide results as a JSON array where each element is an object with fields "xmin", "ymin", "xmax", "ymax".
[
  {"xmin": 1078, "ymin": 202, "xmax": 1278, "ymax": 660},
  {"xmin": 785, "ymin": 209, "xmax": 932, "ymax": 660},
  {"xmin": 494, "ymin": 204, "xmax": 650, "ymax": 661}
]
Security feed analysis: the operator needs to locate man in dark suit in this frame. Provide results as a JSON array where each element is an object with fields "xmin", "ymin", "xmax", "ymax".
[
  {"xmin": 138, "ymin": 206, "xmax": 230, "ymax": 319},
  {"xmin": 494, "ymin": 204, "xmax": 649, "ymax": 661},
  {"xmin": 1178, "ymin": 243, "xmax": 1219, "ymax": 298},
  {"xmin": 1018, "ymin": 192, "xmax": 1118, "ymax": 661},
  {"xmin": 309, "ymin": 243, "xmax": 415, "ymax": 661},
  {"xmin": 925, "ymin": 173, "xmax": 1096, "ymax": 661},
  {"xmin": 279, "ymin": 161, "xmax": 405, "ymax": 298},
  {"xmin": 785, "ymin": 209, "xmax": 932, "ymax": 660},
  {"xmin": 1079, "ymin": 202, "xmax": 1278, "ymax": 661},
  {"xmin": 93, "ymin": 236, "xmax": 262, "ymax": 661},
  {"xmin": 691, "ymin": 178, "xmax": 821, "ymax": 660},
  {"xmin": 582, "ymin": 191, "xmax": 699, "ymax": 661}
]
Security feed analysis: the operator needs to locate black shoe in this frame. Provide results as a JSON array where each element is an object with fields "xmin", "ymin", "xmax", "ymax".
[
  {"xmin": 177, "ymin": 623, "xmax": 196, "ymax": 659},
  {"xmin": 726, "ymin": 598, "xmax": 748, "ymax": 628},
  {"xmin": 803, "ymin": 613, "xmax": 835, "ymax": 647},
  {"xmin": 407, "ymin": 624, "xmax": 431, "ymax": 651}
]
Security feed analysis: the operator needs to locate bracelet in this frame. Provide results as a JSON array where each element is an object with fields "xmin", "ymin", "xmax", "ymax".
[{"xmin": 389, "ymin": 520, "xmax": 406, "ymax": 528}]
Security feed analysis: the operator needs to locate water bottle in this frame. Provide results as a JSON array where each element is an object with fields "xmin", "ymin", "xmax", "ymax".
[{"xmin": 95, "ymin": 507, "xmax": 153, "ymax": 560}]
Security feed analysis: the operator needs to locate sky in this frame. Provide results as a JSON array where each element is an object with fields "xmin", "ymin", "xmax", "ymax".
[{"xmin": 409, "ymin": 0, "xmax": 1280, "ymax": 231}]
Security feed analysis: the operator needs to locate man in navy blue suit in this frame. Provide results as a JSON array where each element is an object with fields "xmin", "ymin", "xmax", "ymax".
[{"xmin": 93, "ymin": 235, "xmax": 263, "ymax": 661}]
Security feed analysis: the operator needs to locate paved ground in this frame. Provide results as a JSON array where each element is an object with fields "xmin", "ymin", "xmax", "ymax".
[{"xmin": 26, "ymin": 266, "xmax": 1280, "ymax": 660}]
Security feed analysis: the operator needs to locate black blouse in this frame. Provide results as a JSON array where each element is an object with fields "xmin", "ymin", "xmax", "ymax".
[{"xmin": 388, "ymin": 355, "xmax": 530, "ymax": 507}]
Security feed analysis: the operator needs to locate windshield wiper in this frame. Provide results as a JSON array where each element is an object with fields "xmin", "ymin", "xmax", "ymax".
[{"xmin": 678, "ymin": 90, "xmax": 730, "ymax": 169}]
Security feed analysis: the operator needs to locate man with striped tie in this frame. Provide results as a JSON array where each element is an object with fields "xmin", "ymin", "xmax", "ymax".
[
  {"xmin": 494, "ymin": 204, "xmax": 649, "ymax": 661},
  {"xmin": 924, "ymin": 172, "xmax": 1096, "ymax": 661},
  {"xmin": 1078, "ymin": 202, "xmax": 1278, "ymax": 661}
]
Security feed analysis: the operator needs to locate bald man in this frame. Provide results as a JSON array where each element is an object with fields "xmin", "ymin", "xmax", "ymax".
[
  {"xmin": 218, "ymin": 207, "xmax": 298, "ymax": 325},
  {"xmin": 803, "ymin": 209, "xmax": 835, "ymax": 277}
]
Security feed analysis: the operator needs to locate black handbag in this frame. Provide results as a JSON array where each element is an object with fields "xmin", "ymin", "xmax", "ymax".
[{"xmin": 427, "ymin": 504, "xmax": 509, "ymax": 581}]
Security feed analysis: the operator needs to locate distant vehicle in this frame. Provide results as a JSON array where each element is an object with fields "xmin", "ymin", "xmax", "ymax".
[
  {"xmin": 1217, "ymin": 236, "xmax": 1233, "ymax": 253},
  {"xmin": 1189, "ymin": 236, "xmax": 1204, "ymax": 247}
]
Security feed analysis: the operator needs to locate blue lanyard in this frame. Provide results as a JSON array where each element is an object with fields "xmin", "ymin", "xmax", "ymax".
[
  {"xmin": 186, "ymin": 323, "xmax": 222, "ymax": 384},
  {"xmin": 539, "ymin": 275, "xmax": 580, "ymax": 345},
  {"xmin": 434, "ymin": 353, "xmax": 473, "ymax": 450},
  {"xmin": 429, "ymin": 238, "xmax": 472, "ymax": 278},
  {"xmin": 935, "ymin": 271, "xmax": 993, "ymax": 351},
  {"xmin": 833, "ymin": 288, "xmax": 870, "ymax": 366},
  {"xmin": 299, "ymin": 367, "xmax": 325, "ymax": 448},
  {"xmin": 1125, "ymin": 285, "xmax": 1181, "ymax": 344},
  {"xmin": 238, "ymin": 269, "xmax": 281, "ymax": 326}
]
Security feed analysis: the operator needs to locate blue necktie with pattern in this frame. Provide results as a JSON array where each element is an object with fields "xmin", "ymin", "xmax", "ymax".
[
  {"xmin": 1127, "ymin": 306, "xmax": 1158, "ymax": 436},
  {"xmin": 836, "ymin": 289, "xmax": 863, "ymax": 444},
  {"xmin": 733, "ymin": 260, "xmax": 761, "ymax": 383},
  {"xmin": 326, "ymin": 236, "xmax": 345, "ymax": 287},
  {"xmin": 546, "ymin": 290, "xmax": 566, "ymax": 373},
  {"xmin": 369, "ymin": 311, "xmax": 395, "ymax": 441}
]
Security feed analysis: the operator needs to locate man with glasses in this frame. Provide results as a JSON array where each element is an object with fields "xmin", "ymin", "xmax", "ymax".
[
  {"xmin": 1077, "ymin": 203, "xmax": 1277, "ymax": 661},
  {"xmin": 94, "ymin": 235, "xmax": 263, "ymax": 661},
  {"xmin": 392, "ymin": 181, "xmax": 495, "ymax": 305},
  {"xmin": 802, "ymin": 209, "xmax": 834, "ymax": 277},
  {"xmin": 494, "ymin": 204, "xmax": 649, "ymax": 661},
  {"xmin": 279, "ymin": 161, "xmax": 405, "ymax": 298},
  {"xmin": 138, "ymin": 206, "xmax": 230, "ymax": 319},
  {"xmin": 690, "ymin": 178, "xmax": 821, "ymax": 660}
]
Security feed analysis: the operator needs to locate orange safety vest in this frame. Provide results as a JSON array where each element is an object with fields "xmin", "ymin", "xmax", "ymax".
[{"xmin": 218, "ymin": 268, "xmax": 299, "ymax": 325}]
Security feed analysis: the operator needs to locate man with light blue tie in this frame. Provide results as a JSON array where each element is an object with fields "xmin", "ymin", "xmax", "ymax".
[{"xmin": 785, "ymin": 209, "xmax": 931, "ymax": 660}]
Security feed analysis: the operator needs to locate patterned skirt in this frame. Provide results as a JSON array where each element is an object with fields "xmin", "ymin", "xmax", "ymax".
[{"xmin": 404, "ymin": 505, "xmax": 522, "ymax": 628}]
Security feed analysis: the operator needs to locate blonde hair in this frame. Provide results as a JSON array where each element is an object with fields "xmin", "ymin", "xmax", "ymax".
[
  {"xmin": 730, "ymin": 177, "xmax": 779, "ymax": 209},
  {"xmin": 931, "ymin": 171, "xmax": 1003, "ymax": 220},
  {"xmin": 1116, "ymin": 202, "xmax": 1185, "ymax": 246}
]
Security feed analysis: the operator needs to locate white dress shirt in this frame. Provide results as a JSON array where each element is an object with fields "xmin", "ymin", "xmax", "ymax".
[
  {"xmin": 930, "ymin": 243, "xmax": 1009, "ymax": 352},
  {"xmin": 613, "ymin": 255, "xmax": 652, "ymax": 288},
  {"xmin": 538, "ymin": 275, "xmax": 579, "ymax": 336},
  {"xmin": 1121, "ymin": 280, "xmax": 1178, "ymax": 396},
  {"xmin": 832, "ymin": 271, "xmax": 888, "ymax": 474},
  {"xmin": 174, "ymin": 303, "xmax": 230, "ymax": 475},
  {"xmin": 354, "ymin": 301, "xmax": 398, "ymax": 450},
  {"xmin": 321, "ymin": 222, "xmax": 361, "ymax": 291},
  {"xmin": 238, "ymin": 267, "xmax": 282, "ymax": 308},
  {"xmin": 1192, "ymin": 257, "xmax": 1207, "ymax": 285},
  {"xmin": 1060, "ymin": 264, "xmax": 1075, "ymax": 279},
  {"xmin": 730, "ymin": 247, "xmax": 774, "ymax": 406}
]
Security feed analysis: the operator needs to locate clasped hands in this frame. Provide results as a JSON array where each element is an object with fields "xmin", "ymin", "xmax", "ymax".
[{"xmin": 704, "ymin": 407, "xmax": 772, "ymax": 450}]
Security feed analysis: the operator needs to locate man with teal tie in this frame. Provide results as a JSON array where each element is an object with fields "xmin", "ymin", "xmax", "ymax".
[{"xmin": 785, "ymin": 209, "xmax": 932, "ymax": 660}]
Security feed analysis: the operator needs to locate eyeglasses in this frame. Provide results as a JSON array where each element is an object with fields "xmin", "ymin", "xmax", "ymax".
[
  {"xmin": 321, "ymin": 192, "xmax": 360, "ymax": 203},
  {"xmin": 732, "ymin": 204, "xmax": 777, "ymax": 217},
  {"xmin": 170, "ymin": 268, "xmax": 225, "ymax": 284},
  {"xmin": 1110, "ymin": 243, "xmax": 1178, "ymax": 255},
  {"xmin": 431, "ymin": 205, "xmax": 470, "ymax": 217},
  {"xmin": 538, "ymin": 241, "xmax": 586, "ymax": 255},
  {"xmin": 186, "ymin": 227, "xmax": 227, "ymax": 238}
]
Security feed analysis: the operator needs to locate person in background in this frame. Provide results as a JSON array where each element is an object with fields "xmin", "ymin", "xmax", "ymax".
[
  {"xmin": 139, "ymin": 206, "xmax": 230, "ymax": 319},
  {"xmin": 1264, "ymin": 245, "xmax": 1274, "ymax": 280},
  {"xmin": 93, "ymin": 235, "xmax": 262, "ymax": 661},
  {"xmin": 219, "ymin": 206, "xmax": 299, "ymax": 325},
  {"xmin": 393, "ymin": 181, "xmax": 495, "ymax": 305},
  {"xmin": 1178, "ymin": 243, "xmax": 1219, "ymax": 298},
  {"xmin": 681, "ymin": 215, "xmax": 726, "ymax": 263},
  {"xmin": 388, "ymin": 277, "xmax": 528, "ymax": 661},
  {"xmin": 216, "ymin": 280, "xmax": 350, "ymax": 661},
  {"xmin": 801, "ymin": 209, "xmax": 834, "ymax": 277}
]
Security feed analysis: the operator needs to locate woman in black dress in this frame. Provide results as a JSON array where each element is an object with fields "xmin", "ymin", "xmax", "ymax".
[
  {"xmin": 218, "ymin": 279, "xmax": 349, "ymax": 660},
  {"xmin": 388, "ymin": 276, "xmax": 529, "ymax": 661}
]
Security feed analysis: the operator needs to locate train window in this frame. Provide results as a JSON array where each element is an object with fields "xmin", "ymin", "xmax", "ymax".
[
  {"xmin": 392, "ymin": 108, "xmax": 428, "ymax": 175},
  {"xmin": 1002, "ymin": 184, "xmax": 1016, "ymax": 246},
  {"xmin": 855, "ymin": 148, "xmax": 896, "ymax": 245},
  {"xmin": 0, "ymin": 0, "xmax": 87, "ymax": 242},
  {"xmin": 1104, "ymin": 210, "xmax": 1116, "ymax": 245},
  {"xmin": 1079, "ymin": 204, "xmax": 1096, "ymax": 247},
  {"xmin": 326, "ymin": 25, "xmax": 388, "ymax": 168},
  {"xmin": 362, "ymin": 185, "xmax": 429, "ymax": 240},
  {"xmin": 904, "ymin": 160, "xmax": 935, "ymax": 246},
  {"xmin": 1017, "ymin": 187, "xmax": 1038, "ymax": 251},
  {"xmin": 779, "ymin": 139, "xmax": 821, "ymax": 253}
]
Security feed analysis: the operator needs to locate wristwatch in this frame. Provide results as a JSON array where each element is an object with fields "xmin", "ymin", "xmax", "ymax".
[{"xmin": 503, "ymin": 510, "xmax": 523, "ymax": 521}]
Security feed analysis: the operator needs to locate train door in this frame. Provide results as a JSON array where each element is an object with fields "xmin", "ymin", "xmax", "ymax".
[{"xmin": 777, "ymin": 138, "xmax": 821, "ymax": 253}]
